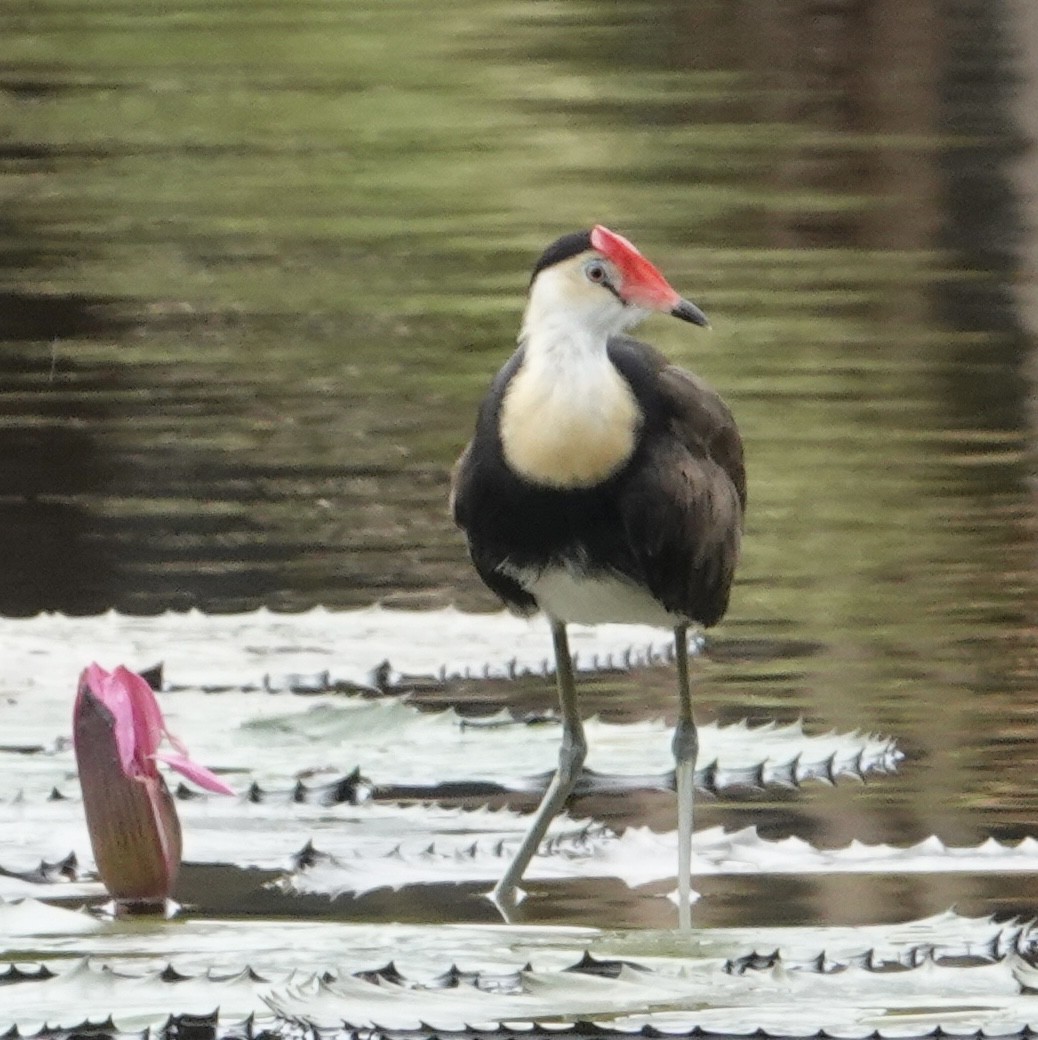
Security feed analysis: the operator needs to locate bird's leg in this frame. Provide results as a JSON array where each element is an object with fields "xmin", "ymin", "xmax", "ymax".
[
  {"xmin": 492, "ymin": 618, "xmax": 587, "ymax": 915},
  {"xmin": 672, "ymin": 624, "xmax": 698, "ymax": 932}
]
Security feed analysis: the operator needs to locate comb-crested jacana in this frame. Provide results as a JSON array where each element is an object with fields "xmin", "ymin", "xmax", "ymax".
[{"xmin": 451, "ymin": 226, "xmax": 745, "ymax": 928}]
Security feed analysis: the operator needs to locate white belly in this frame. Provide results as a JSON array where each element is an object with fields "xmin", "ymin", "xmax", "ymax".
[{"xmin": 523, "ymin": 566, "xmax": 681, "ymax": 627}]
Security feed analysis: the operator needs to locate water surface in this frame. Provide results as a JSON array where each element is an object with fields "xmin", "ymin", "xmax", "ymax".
[{"xmin": 1, "ymin": 0, "xmax": 1036, "ymax": 940}]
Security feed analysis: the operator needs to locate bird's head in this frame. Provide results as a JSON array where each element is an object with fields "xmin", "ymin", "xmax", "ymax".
[{"xmin": 522, "ymin": 225, "xmax": 709, "ymax": 341}]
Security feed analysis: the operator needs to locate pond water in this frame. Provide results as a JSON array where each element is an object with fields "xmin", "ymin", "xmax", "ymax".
[{"xmin": 1, "ymin": 0, "xmax": 1038, "ymax": 1031}]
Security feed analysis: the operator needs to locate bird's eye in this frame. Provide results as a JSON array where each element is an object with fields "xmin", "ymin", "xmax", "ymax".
[{"xmin": 585, "ymin": 261, "xmax": 608, "ymax": 284}]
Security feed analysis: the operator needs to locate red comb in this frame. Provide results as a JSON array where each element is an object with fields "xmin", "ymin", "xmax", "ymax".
[{"xmin": 590, "ymin": 225, "xmax": 681, "ymax": 311}]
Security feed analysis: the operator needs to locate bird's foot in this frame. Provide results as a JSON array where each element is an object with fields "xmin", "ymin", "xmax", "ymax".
[{"xmin": 488, "ymin": 881, "xmax": 527, "ymax": 923}]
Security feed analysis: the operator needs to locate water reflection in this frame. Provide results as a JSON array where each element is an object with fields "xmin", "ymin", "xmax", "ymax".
[{"xmin": 0, "ymin": 0, "xmax": 1035, "ymax": 932}]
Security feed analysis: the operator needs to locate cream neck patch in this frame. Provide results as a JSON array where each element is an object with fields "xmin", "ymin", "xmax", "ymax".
[{"xmin": 498, "ymin": 329, "xmax": 641, "ymax": 489}]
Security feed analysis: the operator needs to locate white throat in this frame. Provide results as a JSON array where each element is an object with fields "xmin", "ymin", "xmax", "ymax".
[
  {"xmin": 499, "ymin": 281, "xmax": 642, "ymax": 489},
  {"xmin": 520, "ymin": 262, "xmax": 647, "ymax": 344}
]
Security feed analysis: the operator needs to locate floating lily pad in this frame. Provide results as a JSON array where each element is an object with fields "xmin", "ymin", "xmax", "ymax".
[{"xmin": 2, "ymin": 907, "xmax": 1036, "ymax": 1036}]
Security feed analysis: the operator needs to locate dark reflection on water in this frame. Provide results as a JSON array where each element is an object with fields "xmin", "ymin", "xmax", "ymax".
[
  {"xmin": 1, "ymin": 0, "xmax": 1036, "ymax": 931},
  {"xmin": 167, "ymin": 862, "xmax": 1038, "ymax": 931}
]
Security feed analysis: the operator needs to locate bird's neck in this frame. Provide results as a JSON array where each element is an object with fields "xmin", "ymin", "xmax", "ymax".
[
  {"xmin": 519, "ymin": 312, "xmax": 609, "ymax": 372},
  {"xmin": 499, "ymin": 311, "xmax": 641, "ymax": 489},
  {"xmin": 520, "ymin": 279, "xmax": 623, "ymax": 348}
]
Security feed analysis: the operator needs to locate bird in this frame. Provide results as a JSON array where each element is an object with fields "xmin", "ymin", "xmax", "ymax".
[{"xmin": 451, "ymin": 225, "xmax": 745, "ymax": 929}]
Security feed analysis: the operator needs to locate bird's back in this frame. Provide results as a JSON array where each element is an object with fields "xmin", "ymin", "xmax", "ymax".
[{"xmin": 452, "ymin": 336, "xmax": 745, "ymax": 627}]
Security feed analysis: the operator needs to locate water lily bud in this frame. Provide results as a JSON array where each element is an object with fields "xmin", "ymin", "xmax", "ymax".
[
  {"xmin": 73, "ymin": 664, "xmax": 234, "ymax": 909},
  {"xmin": 74, "ymin": 680, "xmax": 182, "ymax": 904}
]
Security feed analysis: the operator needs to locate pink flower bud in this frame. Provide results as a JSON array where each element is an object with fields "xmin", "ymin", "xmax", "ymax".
[{"xmin": 73, "ymin": 664, "xmax": 234, "ymax": 908}]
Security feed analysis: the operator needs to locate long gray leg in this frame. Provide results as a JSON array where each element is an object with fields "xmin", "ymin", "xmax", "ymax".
[
  {"xmin": 492, "ymin": 619, "xmax": 587, "ymax": 914},
  {"xmin": 672, "ymin": 624, "xmax": 698, "ymax": 931}
]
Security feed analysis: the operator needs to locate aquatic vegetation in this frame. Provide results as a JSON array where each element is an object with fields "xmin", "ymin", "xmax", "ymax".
[
  {"xmin": 0, "ymin": 608, "xmax": 1032, "ymax": 1035},
  {"xmin": 72, "ymin": 664, "xmax": 234, "ymax": 908}
]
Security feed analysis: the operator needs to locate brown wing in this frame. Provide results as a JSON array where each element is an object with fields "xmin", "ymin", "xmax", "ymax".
[
  {"xmin": 619, "ymin": 355, "xmax": 746, "ymax": 627},
  {"xmin": 447, "ymin": 440, "xmax": 470, "ymax": 523},
  {"xmin": 660, "ymin": 364, "xmax": 746, "ymax": 515},
  {"xmin": 449, "ymin": 352, "xmax": 541, "ymax": 616}
]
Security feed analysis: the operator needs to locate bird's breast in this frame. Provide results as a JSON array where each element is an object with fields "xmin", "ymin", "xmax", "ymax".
[{"xmin": 497, "ymin": 353, "xmax": 641, "ymax": 489}]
